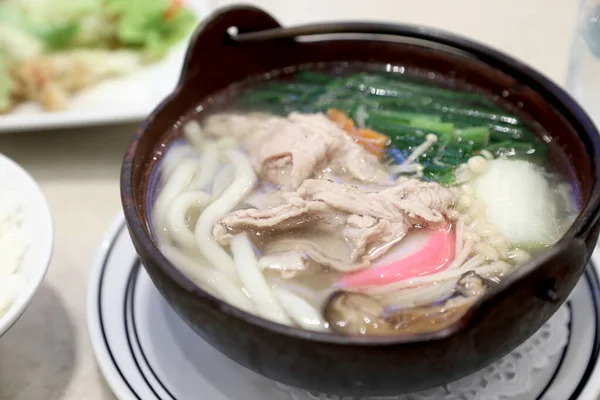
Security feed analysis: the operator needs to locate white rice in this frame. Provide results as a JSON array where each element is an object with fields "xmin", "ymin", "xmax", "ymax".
[{"xmin": 0, "ymin": 192, "xmax": 28, "ymax": 318}]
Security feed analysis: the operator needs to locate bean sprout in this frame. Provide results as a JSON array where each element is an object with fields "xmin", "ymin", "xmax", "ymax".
[{"xmin": 388, "ymin": 134, "xmax": 437, "ymax": 177}]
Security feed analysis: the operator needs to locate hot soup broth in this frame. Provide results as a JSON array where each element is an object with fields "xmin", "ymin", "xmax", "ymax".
[{"xmin": 148, "ymin": 64, "xmax": 579, "ymax": 336}]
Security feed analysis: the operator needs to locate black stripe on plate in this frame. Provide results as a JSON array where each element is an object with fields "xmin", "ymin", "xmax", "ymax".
[
  {"xmin": 125, "ymin": 260, "xmax": 177, "ymax": 400},
  {"xmin": 97, "ymin": 222, "xmax": 142, "ymax": 400},
  {"xmin": 123, "ymin": 259, "xmax": 167, "ymax": 400},
  {"xmin": 568, "ymin": 264, "xmax": 600, "ymax": 400}
]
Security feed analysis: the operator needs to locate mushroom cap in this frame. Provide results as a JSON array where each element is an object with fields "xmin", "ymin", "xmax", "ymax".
[{"xmin": 324, "ymin": 291, "xmax": 393, "ymax": 335}]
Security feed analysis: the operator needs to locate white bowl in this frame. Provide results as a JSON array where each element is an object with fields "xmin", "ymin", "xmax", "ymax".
[{"xmin": 0, "ymin": 153, "xmax": 53, "ymax": 336}]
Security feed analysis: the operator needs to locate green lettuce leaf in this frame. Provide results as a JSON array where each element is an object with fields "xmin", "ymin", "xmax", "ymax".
[
  {"xmin": 107, "ymin": 0, "xmax": 196, "ymax": 60},
  {"xmin": 0, "ymin": 0, "xmax": 196, "ymax": 59},
  {"xmin": 42, "ymin": 22, "xmax": 81, "ymax": 50},
  {"xmin": 0, "ymin": 0, "xmax": 98, "ymax": 50}
]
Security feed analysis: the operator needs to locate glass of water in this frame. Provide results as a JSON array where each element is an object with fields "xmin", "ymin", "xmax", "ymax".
[{"xmin": 567, "ymin": 0, "xmax": 600, "ymax": 125}]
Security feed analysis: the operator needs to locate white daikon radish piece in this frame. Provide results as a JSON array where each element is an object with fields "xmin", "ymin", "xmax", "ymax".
[{"xmin": 472, "ymin": 159, "xmax": 562, "ymax": 249}]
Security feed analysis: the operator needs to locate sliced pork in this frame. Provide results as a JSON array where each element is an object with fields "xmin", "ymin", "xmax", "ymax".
[
  {"xmin": 203, "ymin": 112, "xmax": 390, "ymax": 190},
  {"xmin": 214, "ymin": 178, "xmax": 456, "ymax": 272}
]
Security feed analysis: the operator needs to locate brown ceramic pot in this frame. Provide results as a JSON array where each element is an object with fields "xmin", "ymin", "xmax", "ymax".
[{"xmin": 121, "ymin": 5, "xmax": 600, "ymax": 396}]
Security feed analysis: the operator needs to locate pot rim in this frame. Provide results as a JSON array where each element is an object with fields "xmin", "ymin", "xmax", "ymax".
[{"xmin": 121, "ymin": 6, "xmax": 600, "ymax": 346}]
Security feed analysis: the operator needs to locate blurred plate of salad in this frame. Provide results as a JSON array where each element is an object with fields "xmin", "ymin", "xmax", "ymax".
[{"xmin": 0, "ymin": 0, "xmax": 207, "ymax": 132}]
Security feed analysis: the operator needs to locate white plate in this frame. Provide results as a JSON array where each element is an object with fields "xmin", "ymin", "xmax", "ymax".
[
  {"xmin": 87, "ymin": 214, "xmax": 600, "ymax": 400},
  {"xmin": 0, "ymin": 0, "xmax": 211, "ymax": 134}
]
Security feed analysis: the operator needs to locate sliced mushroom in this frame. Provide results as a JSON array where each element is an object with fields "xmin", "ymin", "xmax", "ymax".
[
  {"xmin": 324, "ymin": 272, "xmax": 490, "ymax": 336},
  {"xmin": 382, "ymin": 296, "xmax": 476, "ymax": 335},
  {"xmin": 455, "ymin": 270, "xmax": 495, "ymax": 298},
  {"xmin": 383, "ymin": 272, "xmax": 488, "ymax": 334},
  {"xmin": 324, "ymin": 291, "xmax": 396, "ymax": 335}
]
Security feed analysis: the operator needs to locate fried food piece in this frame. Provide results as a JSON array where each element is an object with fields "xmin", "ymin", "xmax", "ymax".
[{"xmin": 9, "ymin": 49, "xmax": 142, "ymax": 112}]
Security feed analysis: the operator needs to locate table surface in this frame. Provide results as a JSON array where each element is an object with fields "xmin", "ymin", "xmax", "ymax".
[{"xmin": 0, "ymin": 1, "xmax": 583, "ymax": 399}]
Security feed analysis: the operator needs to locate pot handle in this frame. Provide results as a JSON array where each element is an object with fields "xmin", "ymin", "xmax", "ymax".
[{"xmin": 179, "ymin": 5, "xmax": 283, "ymax": 85}]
